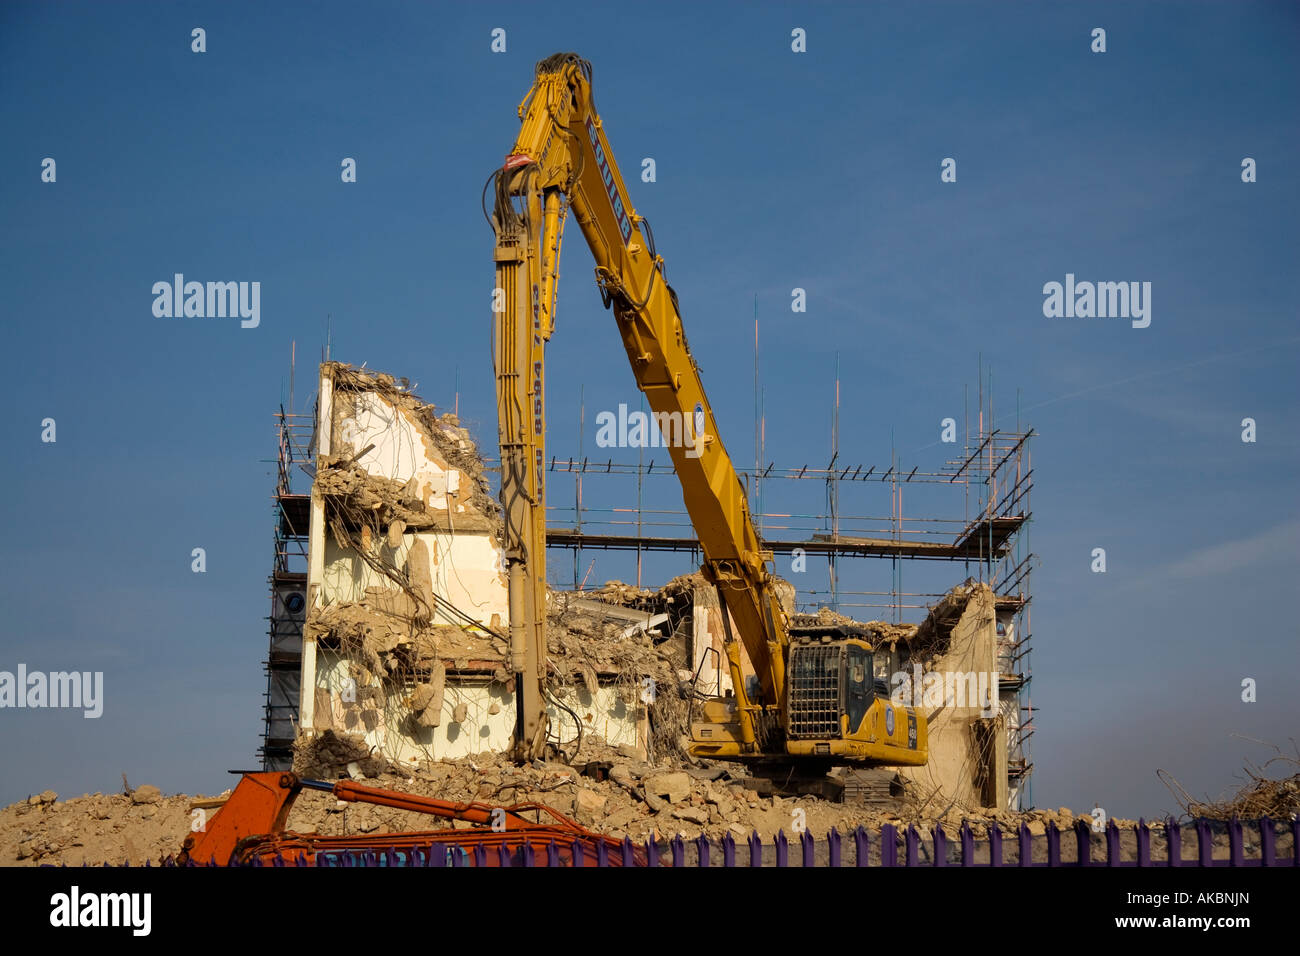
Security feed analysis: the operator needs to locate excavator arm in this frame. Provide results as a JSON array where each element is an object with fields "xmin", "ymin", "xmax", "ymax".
[
  {"xmin": 177, "ymin": 771, "xmax": 635, "ymax": 866},
  {"xmin": 490, "ymin": 53, "xmax": 788, "ymax": 758}
]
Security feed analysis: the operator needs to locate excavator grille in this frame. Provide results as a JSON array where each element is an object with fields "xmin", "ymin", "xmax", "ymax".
[{"xmin": 787, "ymin": 644, "xmax": 843, "ymax": 739}]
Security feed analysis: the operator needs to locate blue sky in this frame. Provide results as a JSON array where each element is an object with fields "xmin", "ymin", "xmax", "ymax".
[{"xmin": 1, "ymin": 1, "xmax": 1296, "ymax": 817}]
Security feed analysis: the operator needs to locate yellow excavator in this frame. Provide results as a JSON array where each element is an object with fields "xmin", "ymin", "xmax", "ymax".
[{"xmin": 490, "ymin": 53, "xmax": 927, "ymax": 788}]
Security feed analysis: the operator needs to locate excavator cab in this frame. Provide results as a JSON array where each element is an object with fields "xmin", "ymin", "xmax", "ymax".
[
  {"xmin": 783, "ymin": 625, "xmax": 928, "ymax": 767},
  {"xmin": 786, "ymin": 626, "xmax": 876, "ymax": 743},
  {"xmin": 692, "ymin": 623, "xmax": 927, "ymax": 776}
]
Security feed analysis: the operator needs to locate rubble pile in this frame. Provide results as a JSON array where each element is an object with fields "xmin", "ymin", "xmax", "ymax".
[
  {"xmin": 315, "ymin": 457, "xmax": 498, "ymax": 535},
  {"xmin": 306, "ymin": 602, "xmax": 501, "ymax": 678},
  {"xmin": 1189, "ymin": 772, "xmax": 1300, "ymax": 821},
  {"xmin": 293, "ymin": 729, "xmax": 391, "ymax": 780},
  {"xmin": 0, "ymin": 786, "xmax": 202, "ymax": 867},
  {"xmin": 791, "ymin": 606, "xmax": 920, "ymax": 649},
  {"xmin": 8, "ymin": 758, "xmax": 1258, "ymax": 867},
  {"xmin": 300, "ymin": 741, "xmax": 1160, "ymax": 848},
  {"xmin": 1169, "ymin": 746, "xmax": 1300, "ymax": 822}
]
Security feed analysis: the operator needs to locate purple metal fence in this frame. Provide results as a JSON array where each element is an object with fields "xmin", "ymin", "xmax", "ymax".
[{"xmin": 101, "ymin": 815, "xmax": 1298, "ymax": 868}]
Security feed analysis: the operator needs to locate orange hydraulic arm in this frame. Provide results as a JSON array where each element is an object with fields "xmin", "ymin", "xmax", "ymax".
[
  {"xmin": 490, "ymin": 54, "xmax": 788, "ymax": 756},
  {"xmin": 178, "ymin": 772, "xmax": 634, "ymax": 866}
]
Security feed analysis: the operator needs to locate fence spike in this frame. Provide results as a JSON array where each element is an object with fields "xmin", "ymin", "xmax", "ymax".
[
  {"xmin": 1075, "ymin": 820, "xmax": 1090, "ymax": 866},
  {"xmin": 1259, "ymin": 816, "xmax": 1275, "ymax": 866},
  {"xmin": 876, "ymin": 824, "xmax": 892, "ymax": 868},
  {"xmin": 1228, "ymin": 818, "xmax": 1243, "ymax": 867},
  {"xmin": 1196, "ymin": 819, "xmax": 1213, "ymax": 868},
  {"xmin": 1166, "ymin": 818, "xmax": 1181, "ymax": 867}
]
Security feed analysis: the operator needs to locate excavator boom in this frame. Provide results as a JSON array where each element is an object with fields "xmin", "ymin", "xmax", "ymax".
[
  {"xmin": 491, "ymin": 53, "xmax": 787, "ymax": 756},
  {"xmin": 493, "ymin": 53, "xmax": 927, "ymax": 774}
]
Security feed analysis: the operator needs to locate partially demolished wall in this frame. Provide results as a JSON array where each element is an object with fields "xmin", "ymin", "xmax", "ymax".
[
  {"xmin": 892, "ymin": 582, "xmax": 1010, "ymax": 813},
  {"xmin": 298, "ymin": 363, "xmax": 664, "ymax": 772}
]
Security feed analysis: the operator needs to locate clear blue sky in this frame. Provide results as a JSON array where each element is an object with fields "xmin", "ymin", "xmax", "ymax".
[{"xmin": 1, "ymin": 1, "xmax": 1296, "ymax": 818}]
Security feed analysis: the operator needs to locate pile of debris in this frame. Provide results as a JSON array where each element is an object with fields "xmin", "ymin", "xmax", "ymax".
[
  {"xmin": 1, "ymin": 752, "xmax": 1177, "ymax": 867},
  {"xmin": 0, "ymin": 785, "xmax": 200, "ymax": 867},
  {"xmin": 283, "ymin": 725, "xmax": 1164, "ymax": 851},
  {"xmin": 1188, "ymin": 773, "xmax": 1300, "ymax": 821},
  {"xmin": 1165, "ymin": 744, "xmax": 1300, "ymax": 822},
  {"xmin": 790, "ymin": 606, "xmax": 919, "ymax": 648},
  {"xmin": 546, "ymin": 590, "xmax": 691, "ymax": 759}
]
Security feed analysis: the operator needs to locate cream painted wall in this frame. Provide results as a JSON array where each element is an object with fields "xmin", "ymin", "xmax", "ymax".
[
  {"xmin": 321, "ymin": 532, "xmax": 508, "ymax": 628},
  {"xmin": 313, "ymin": 650, "xmax": 638, "ymax": 766}
]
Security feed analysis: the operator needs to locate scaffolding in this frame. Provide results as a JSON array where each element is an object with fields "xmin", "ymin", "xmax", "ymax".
[
  {"xmin": 527, "ymin": 376, "xmax": 1036, "ymax": 806},
  {"xmin": 251, "ymin": 343, "xmax": 1034, "ymax": 800},
  {"xmin": 258, "ymin": 403, "xmax": 314, "ymax": 770}
]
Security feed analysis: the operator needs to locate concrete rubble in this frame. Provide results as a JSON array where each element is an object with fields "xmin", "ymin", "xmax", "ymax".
[{"xmin": 6, "ymin": 765, "xmax": 1269, "ymax": 867}]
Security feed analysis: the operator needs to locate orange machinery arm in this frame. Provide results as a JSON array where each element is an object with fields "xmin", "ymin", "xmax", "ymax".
[
  {"xmin": 490, "ymin": 54, "xmax": 787, "ymax": 755},
  {"xmin": 178, "ymin": 771, "xmax": 630, "ymax": 866}
]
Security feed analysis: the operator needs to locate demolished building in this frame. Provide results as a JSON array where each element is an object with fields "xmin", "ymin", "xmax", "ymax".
[
  {"xmin": 274, "ymin": 363, "xmax": 673, "ymax": 769},
  {"xmin": 261, "ymin": 361, "xmax": 1031, "ymax": 815}
]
